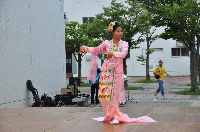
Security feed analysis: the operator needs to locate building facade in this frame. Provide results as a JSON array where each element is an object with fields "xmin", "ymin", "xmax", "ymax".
[{"xmin": 0, "ymin": 0, "xmax": 66, "ymax": 107}]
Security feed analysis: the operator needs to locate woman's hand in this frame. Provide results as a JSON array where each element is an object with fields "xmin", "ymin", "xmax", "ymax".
[
  {"xmin": 105, "ymin": 52, "xmax": 113, "ymax": 59},
  {"xmin": 80, "ymin": 46, "xmax": 88, "ymax": 54}
]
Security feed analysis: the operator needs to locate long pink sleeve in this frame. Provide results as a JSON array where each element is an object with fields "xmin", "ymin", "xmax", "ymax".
[
  {"xmin": 113, "ymin": 42, "xmax": 128, "ymax": 58},
  {"xmin": 85, "ymin": 41, "xmax": 107, "ymax": 82},
  {"xmin": 88, "ymin": 40, "xmax": 108, "ymax": 55}
]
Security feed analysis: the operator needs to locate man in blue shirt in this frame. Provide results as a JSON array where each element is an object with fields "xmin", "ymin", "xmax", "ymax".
[{"xmin": 90, "ymin": 68, "xmax": 101, "ymax": 104}]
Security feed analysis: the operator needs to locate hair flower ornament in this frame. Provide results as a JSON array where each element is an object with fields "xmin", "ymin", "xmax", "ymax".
[{"xmin": 107, "ymin": 21, "xmax": 116, "ymax": 32}]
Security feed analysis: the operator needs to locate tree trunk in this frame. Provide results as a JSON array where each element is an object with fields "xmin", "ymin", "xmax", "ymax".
[
  {"xmin": 190, "ymin": 46, "xmax": 198, "ymax": 92},
  {"xmin": 146, "ymin": 53, "xmax": 150, "ymax": 80},
  {"xmin": 197, "ymin": 36, "xmax": 200, "ymax": 83},
  {"xmin": 123, "ymin": 59, "xmax": 128, "ymax": 91},
  {"xmin": 198, "ymin": 54, "xmax": 200, "ymax": 84},
  {"xmin": 123, "ymin": 59, "xmax": 127, "ymax": 75},
  {"xmin": 123, "ymin": 45, "xmax": 130, "ymax": 91},
  {"xmin": 100, "ymin": 54, "xmax": 104, "ymax": 66},
  {"xmin": 146, "ymin": 38, "xmax": 151, "ymax": 80},
  {"xmin": 78, "ymin": 53, "xmax": 82, "ymax": 86},
  {"xmin": 198, "ymin": 54, "xmax": 200, "ymax": 85}
]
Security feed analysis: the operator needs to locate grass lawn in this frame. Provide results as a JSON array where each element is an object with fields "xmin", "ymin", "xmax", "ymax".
[
  {"xmin": 127, "ymin": 85, "xmax": 143, "ymax": 90},
  {"xmin": 135, "ymin": 79, "xmax": 157, "ymax": 83},
  {"xmin": 185, "ymin": 83, "xmax": 200, "ymax": 86},
  {"xmin": 175, "ymin": 88, "xmax": 200, "ymax": 95}
]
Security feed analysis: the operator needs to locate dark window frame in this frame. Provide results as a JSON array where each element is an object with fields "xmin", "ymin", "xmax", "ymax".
[
  {"xmin": 172, "ymin": 48, "xmax": 181, "ymax": 56},
  {"xmin": 171, "ymin": 48, "xmax": 189, "ymax": 57},
  {"xmin": 82, "ymin": 17, "xmax": 94, "ymax": 23}
]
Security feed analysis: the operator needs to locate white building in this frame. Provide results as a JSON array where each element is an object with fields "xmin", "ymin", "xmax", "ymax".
[
  {"xmin": 0, "ymin": 0, "xmax": 66, "ymax": 107},
  {"xmin": 64, "ymin": 0, "xmax": 190, "ymax": 77},
  {"xmin": 127, "ymin": 39, "xmax": 190, "ymax": 76}
]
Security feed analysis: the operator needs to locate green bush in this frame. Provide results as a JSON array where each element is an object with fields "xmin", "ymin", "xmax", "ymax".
[{"xmin": 135, "ymin": 79, "xmax": 157, "ymax": 83}]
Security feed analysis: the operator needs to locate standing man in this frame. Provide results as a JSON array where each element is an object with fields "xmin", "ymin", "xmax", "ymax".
[
  {"xmin": 153, "ymin": 60, "xmax": 167, "ymax": 99},
  {"xmin": 90, "ymin": 68, "xmax": 101, "ymax": 104}
]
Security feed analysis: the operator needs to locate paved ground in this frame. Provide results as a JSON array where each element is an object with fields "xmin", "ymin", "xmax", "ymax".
[
  {"xmin": 0, "ymin": 103, "xmax": 200, "ymax": 132},
  {"xmin": 0, "ymin": 76, "xmax": 200, "ymax": 132}
]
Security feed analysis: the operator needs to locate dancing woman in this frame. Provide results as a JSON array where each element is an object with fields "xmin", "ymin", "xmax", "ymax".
[{"xmin": 80, "ymin": 22, "xmax": 156, "ymax": 124}]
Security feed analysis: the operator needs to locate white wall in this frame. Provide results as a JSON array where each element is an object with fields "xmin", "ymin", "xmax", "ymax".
[{"xmin": 0, "ymin": 0, "xmax": 65, "ymax": 107}]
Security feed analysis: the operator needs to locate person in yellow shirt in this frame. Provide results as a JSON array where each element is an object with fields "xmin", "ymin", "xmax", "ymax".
[{"xmin": 153, "ymin": 60, "xmax": 167, "ymax": 98}]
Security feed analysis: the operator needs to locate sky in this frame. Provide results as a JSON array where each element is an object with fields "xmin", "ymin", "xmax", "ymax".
[{"xmin": 64, "ymin": 0, "xmax": 111, "ymax": 22}]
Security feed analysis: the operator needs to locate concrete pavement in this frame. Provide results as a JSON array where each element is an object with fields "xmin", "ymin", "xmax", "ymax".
[
  {"xmin": 0, "ymin": 103, "xmax": 200, "ymax": 132},
  {"xmin": 0, "ymin": 76, "xmax": 200, "ymax": 132}
]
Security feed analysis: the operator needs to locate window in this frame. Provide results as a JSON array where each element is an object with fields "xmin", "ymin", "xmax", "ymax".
[
  {"xmin": 172, "ymin": 48, "xmax": 181, "ymax": 56},
  {"xmin": 171, "ymin": 48, "xmax": 189, "ymax": 56},
  {"xmin": 82, "ymin": 17, "xmax": 94, "ymax": 23}
]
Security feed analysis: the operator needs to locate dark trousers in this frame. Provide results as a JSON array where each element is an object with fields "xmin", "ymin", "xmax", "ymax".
[{"xmin": 91, "ymin": 83, "xmax": 99, "ymax": 104}]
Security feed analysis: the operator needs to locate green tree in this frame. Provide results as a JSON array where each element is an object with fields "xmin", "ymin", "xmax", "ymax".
[
  {"xmin": 136, "ymin": 7, "xmax": 159, "ymax": 80},
  {"xmin": 65, "ymin": 21, "xmax": 91, "ymax": 85},
  {"xmin": 81, "ymin": 18, "xmax": 109, "ymax": 64},
  {"xmin": 81, "ymin": 17, "xmax": 108, "ymax": 45},
  {"xmin": 141, "ymin": 0, "xmax": 200, "ymax": 91}
]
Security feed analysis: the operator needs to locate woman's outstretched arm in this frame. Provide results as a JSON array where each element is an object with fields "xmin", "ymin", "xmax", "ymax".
[
  {"xmin": 88, "ymin": 40, "xmax": 107, "ymax": 55},
  {"xmin": 81, "ymin": 40, "xmax": 108, "ymax": 56}
]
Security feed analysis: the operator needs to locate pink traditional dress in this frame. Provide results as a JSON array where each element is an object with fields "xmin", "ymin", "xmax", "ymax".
[{"xmin": 85, "ymin": 40, "xmax": 156, "ymax": 124}]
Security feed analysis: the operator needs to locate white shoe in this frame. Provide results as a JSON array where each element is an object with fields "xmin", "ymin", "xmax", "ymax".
[
  {"xmin": 120, "ymin": 101, "xmax": 126, "ymax": 106},
  {"xmin": 153, "ymin": 97, "xmax": 158, "ymax": 102},
  {"xmin": 110, "ymin": 119, "xmax": 119, "ymax": 124}
]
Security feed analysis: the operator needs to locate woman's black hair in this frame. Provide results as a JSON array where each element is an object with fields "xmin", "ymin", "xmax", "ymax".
[{"xmin": 112, "ymin": 22, "xmax": 122, "ymax": 32}]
